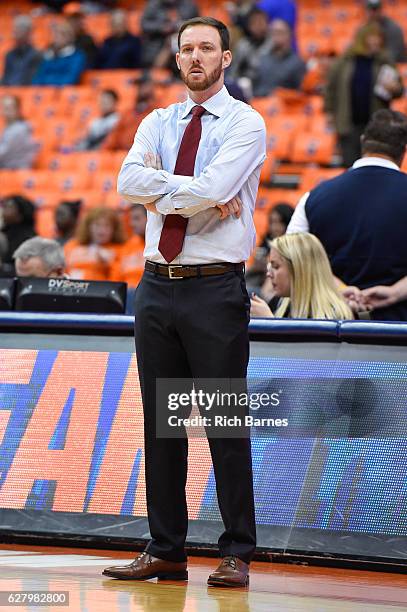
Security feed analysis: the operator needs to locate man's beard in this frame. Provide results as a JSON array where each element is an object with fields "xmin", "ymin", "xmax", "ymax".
[{"xmin": 180, "ymin": 60, "xmax": 223, "ymax": 91}]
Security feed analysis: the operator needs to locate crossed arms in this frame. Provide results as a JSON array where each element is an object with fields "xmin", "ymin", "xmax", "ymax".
[{"xmin": 117, "ymin": 109, "xmax": 266, "ymax": 218}]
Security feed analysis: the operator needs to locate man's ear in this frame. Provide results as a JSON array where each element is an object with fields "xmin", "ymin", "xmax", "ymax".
[
  {"xmin": 175, "ymin": 52, "xmax": 180, "ymax": 70},
  {"xmin": 222, "ymin": 50, "xmax": 232, "ymax": 70}
]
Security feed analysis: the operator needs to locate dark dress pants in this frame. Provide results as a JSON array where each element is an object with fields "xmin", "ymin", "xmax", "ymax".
[{"xmin": 134, "ymin": 268, "xmax": 256, "ymax": 564}]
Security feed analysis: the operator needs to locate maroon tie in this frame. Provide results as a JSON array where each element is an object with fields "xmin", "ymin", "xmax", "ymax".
[{"xmin": 158, "ymin": 105, "xmax": 205, "ymax": 263}]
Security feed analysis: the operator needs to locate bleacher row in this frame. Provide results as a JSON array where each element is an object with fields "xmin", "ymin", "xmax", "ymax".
[
  {"xmin": 3, "ymin": 1, "xmax": 407, "ymax": 63},
  {"xmin": 1, "ymin": 0, "xmax": 407, "ymax": 243},
  {"xmin": 2, "ymin": 75, "xmax": 407, "ymax": 242}
]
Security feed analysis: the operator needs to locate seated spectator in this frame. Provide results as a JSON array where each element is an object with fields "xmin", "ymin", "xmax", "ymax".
[
  {"xmin": 111, "ymin": 203, "xmax": 146, "ymax": 287},
  {"xmin": 1, "ymin": 15, "xmax": 41, "ymax": 86},
  {"xmin": 252, "ymin": 19, "xmax": 306, "ymax": 96},
  {"xmin": 76, "ymin": 89, "xmax": 119, "ymax": 150},
  {"xmin": 64, "ymin": 2, "xmax": 98, "ymax": 67},
  {"xmin": 32, "ymin": 20, "xmax": 86, "ymax": 85},
  {"xmin": 13, "ymin": 237, "xmax": 65, "ymax": 278},
  {"xmin": 246, "ymin": 203, "xmax": 294, "ymax": 295},
  {"xmin": 0, "ymin": 194, "xmax": 36, "ymax": 273},
  {"xmin": 227, "ymin": 0, "xmax": 257, "ymax": 37},
  {"xmin": 55, "ymin": 199, "xmax": 81, "ymax": 245},
  {"xmin": 325, "ymin": 23, "xmax": 403, "ymax": 167},
  {"xmin": 95, "ymin": 9, "xmax": 142, "ymax": 70},
  {"xmin": 64, "ymin": 207, "xmax": 125, "ymax": 281},
  {"xmin": 228, "ymin": 8, "xmax": 274, "ymax": 87},
  {"xmin": 141, "ymin": 0, "xmax": 198, "ymax": 68},
  {"xmin": 250, "ymin": 233, "xmax": 353, "ymax": 319},
  {"xmin": 257, "ymin": 0, "xmax": 297, "ymax": 48},
  {"xmin": 102, "ymin": 74, "xmax": 156, "ymax": 151},
  {"xmin": 0, "ymin": 95, "xmax": 37, "ymax": 169},
  {"xmin": 359, "ymin": 0, "xmax": 406, "ymax": 63}
]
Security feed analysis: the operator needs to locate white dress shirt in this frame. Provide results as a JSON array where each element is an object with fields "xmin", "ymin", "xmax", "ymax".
[
  {"xmin": 118, "ymin": 85, "xmax": 266, "ymax": 264},
  {"xmin": 286, "ymin": 157, "xmax": 401, "ymax": 234}
]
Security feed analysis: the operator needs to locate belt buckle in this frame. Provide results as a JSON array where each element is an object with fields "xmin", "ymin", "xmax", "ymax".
[{"xmin": 168, "ymin": 265, "xmax": 183, "ymax": 279}]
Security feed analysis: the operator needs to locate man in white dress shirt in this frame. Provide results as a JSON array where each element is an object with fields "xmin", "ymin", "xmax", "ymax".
[
  {"xmin": 103, "ymin": 17, "xmax": 266, "ymax": 586},
  {"xmin": 287, "ymin": 109, "xmax": 407, "ymax": 321}
]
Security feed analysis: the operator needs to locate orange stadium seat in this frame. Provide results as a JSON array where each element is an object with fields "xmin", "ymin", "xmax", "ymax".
[
  {"xmin": 0, "ymin": 170, "xmax": 26, "ymax": 196},
  {"xmin": 265, "ymin": 129, "xmax": 294, "ymax": 161},
  {"xmin": 298, "ymin": 36, "xmax": 332, "ymax": 59},
  {"xmin": 258, "ymin": 188, "xmax": 303, "ymax": 212},
  {"xmin": 299, "ymin": 167, "xmax": 346, "ymax": 193},
  {"xmin": 255, "ymin": 187, "xmax": 276, "ymax": 211},
  {"xmin": 34, "ymin": 206, "xmax": 56, "ymax": 238},
  {"xmin": 127, "ymin": 10, "xmax": 142, "ymax": 35},
  {"xmin": 36, "ymin": 153, "xmax": 78, "ymax": 171},
  {"xmin": 150, "ymin": 68, "xmax": 173, "ymax": 84},
  {"xmin": 291, "ymin": 133, "xmax": 336, "ymax": 165},
  {"xmin": 251, "ymin": 96, "xmax": 284, "ymax": 119},
  {"xmin": 30, "ymin": 191, "xmax": 61, "ymax": 209},
  {"xmin": 253, "ymin": 208, "xmax": 268, "ymax": 239},
  {"xmin": 273, "ymin": 113, "xmax": 310, "ymax": 135},
  {"xmin": 272, "ymin": 88, "xmax": 309, "ymax": 114},
  {"xmin": 48, "ymin": 171, "xmax": 91, "ymax": 192},
  {"xmin": 32, "ymin": 119, "xmax": 79, "ymax": 151},
  {"xmin": 81, "ymin": 70, "xmax": 141, "ymax": 90},
  {"xmin": 104, "ymin": 193, "xmax": 132, "ymax": 210},
  {"xmin": 83, "ymin": 14, "xmax": 111, "ymax": 44},
  {"xmin": 30, "ymin": 189, "xmax": 104, "ymax": 210},
  {"xmin": 20, "ymin": 87, "xmax": 58, "ymax": 111},
  {"xmin": 90, "ymin": 172, "xmax": 118, "ymax": 193},
  {"xmin": 260, "ymin": 154, "xmax": 275, "ymax": 185},
  {"xmin": 58, "ymin": 86, "xmax": 95, "ymax": 113},
  {"xmin": 156, "ymin": 83, "xmax": 188, "ymax": 106},
  {"xmin": 77, "ymin": 190, "xmax": 106, "ymax": 209},
  {"xmin": 331, "ymin": 34, "xmax": 353, "ymax": 56},
  {"xmin": 303, "ymin": 95, "xmax": 325, "ymax": 116},
  {"xmin": 392, "ymin": 97, "xmax": 407, "ymax": 114},
  {"xmin": 308, "ymin": 113, "xmax": 335, "ymax": 135},
  {"xmin": 12, "ymin": 170, "xmax": 51, "ymax": 192}
]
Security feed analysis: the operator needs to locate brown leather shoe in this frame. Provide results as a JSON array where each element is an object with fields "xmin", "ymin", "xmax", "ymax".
[
  {"xmin": 102, "ymin": 551, "xmax": 188, "ymax": 581},
  {"xmin": 207, "ymin": 556, "xmax": 249, "ymax": 587}
]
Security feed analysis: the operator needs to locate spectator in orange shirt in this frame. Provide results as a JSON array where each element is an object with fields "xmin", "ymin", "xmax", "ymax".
[
  {"xmin": 112, "ymin": 203, "xmax": 146, "ymax": 287},
  {"xmin": 64, "ymin": 207, "xmax": 125, "ymax": 281},
  {"xmin": 102, "ymin": 73, "xmax": 156, "ymax": 151}
]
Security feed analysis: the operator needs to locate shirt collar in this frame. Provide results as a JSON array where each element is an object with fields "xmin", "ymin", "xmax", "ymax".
[
  {"xmin": 181, "ymin": 85, "xmax": 230, "ymax": 119},
  {"xmin": 352, "ymin": 156, "xmax": 400, "ymax": 171}
]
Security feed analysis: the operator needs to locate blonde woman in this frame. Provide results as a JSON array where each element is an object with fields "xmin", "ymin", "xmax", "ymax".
[{"xmin": 250, "ymin": 232, "xmax": 353, "ymax": 320}]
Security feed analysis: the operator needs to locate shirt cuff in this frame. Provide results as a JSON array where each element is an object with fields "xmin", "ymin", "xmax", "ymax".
[
  {"xmin": 164, "ymin": 172, "xmax": 192, "ymax": 192},
  {"xmin": 155, "ymin": 194, "xmax": 175, "ymax": 215}
]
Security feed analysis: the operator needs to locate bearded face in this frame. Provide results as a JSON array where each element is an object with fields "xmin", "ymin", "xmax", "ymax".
[
  {"xmin": 179, "ymin": 58, "xmax": 223, "ymax": 91},
  {"xmin": 177, "ymin": 25, "xmax": 231, "ymax": 94}
]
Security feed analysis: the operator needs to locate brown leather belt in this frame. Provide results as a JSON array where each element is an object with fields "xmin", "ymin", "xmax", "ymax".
[{"xmin": 145, "ymin": 260, "xmax": 245, "ymax": 279}]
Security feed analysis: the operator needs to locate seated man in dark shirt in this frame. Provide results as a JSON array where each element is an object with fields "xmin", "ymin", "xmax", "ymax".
[
  {"xmin": 252, "ymin": 19, "xmax": 306, "ymax": 97},
  {"xmin": 1, "ymin": 15, "xmax": 41, "ymax": 85},
  {"xmin": 96, "ymin": 9, "xmax": 142, "ymax": 70}
]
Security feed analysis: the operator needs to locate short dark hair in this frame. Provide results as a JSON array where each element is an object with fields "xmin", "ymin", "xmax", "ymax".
[
  {"xmin": 361, "ymin": 109, "xmax": 407, "ymax": 162},
  {"xmin": 270, "ymin": 203, "xmax": 295, "ymax": 228},
  {"xmin": 247, "ymin": 7, "xmax": 269, "ymax": 22},
  {"xmin": 178, "ymin": 17, "xmax": 230, "ymax": 52}
]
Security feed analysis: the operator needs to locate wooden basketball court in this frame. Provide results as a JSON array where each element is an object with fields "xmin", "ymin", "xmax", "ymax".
[{"xmin": 0, "ymin": 544, "xmax": 405, "ymax": 611}]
